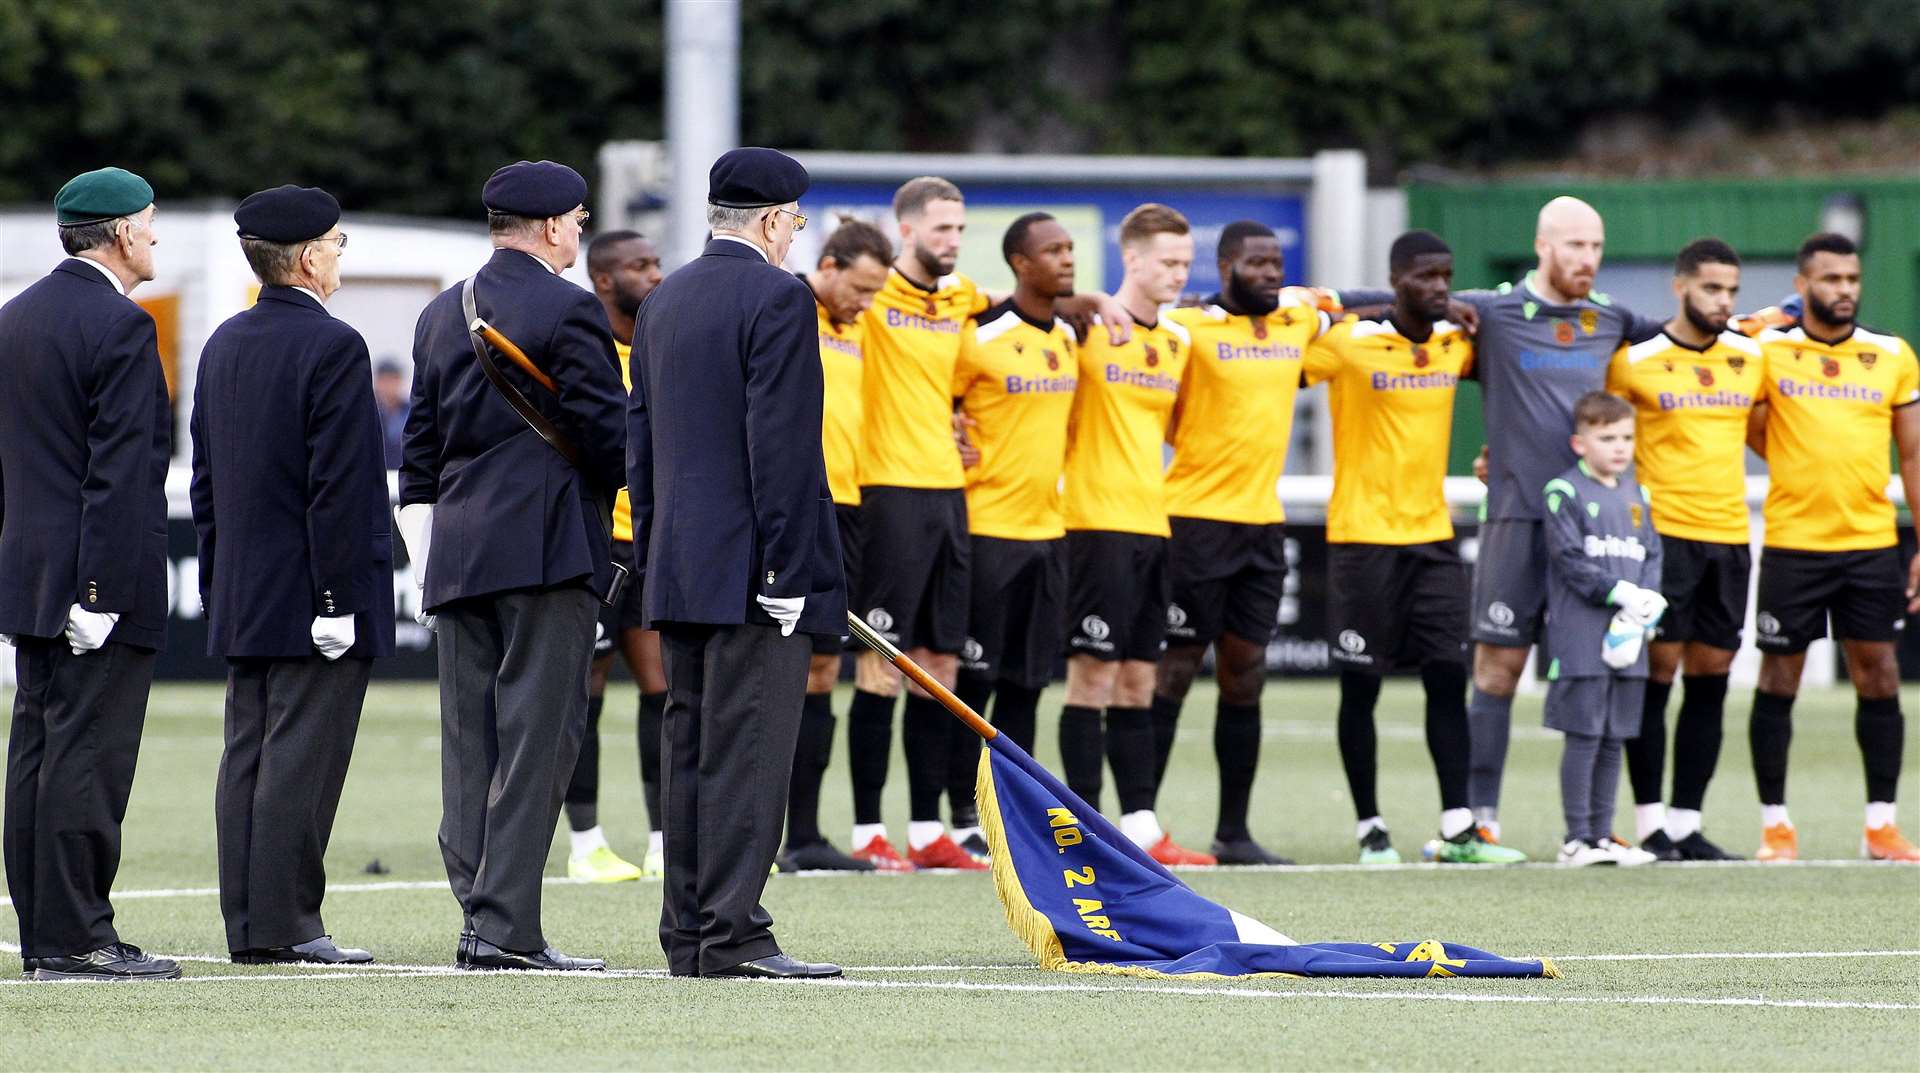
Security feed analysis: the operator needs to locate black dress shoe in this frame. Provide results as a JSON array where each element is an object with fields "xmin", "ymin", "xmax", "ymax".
[
  {"xmin": 233, "ymin": 935, "xmax": 373, "ymax": 965},
  {"xmin": 705, "ymin": 953, "xmax": 842, "ymax": 979},
  {"xmin": 26, "ymin": 942, "xmax": 182, "ymax": 982},
  {"xmin": 783, "ymin": 839, "xmax": 877, "ymax": 872},
  {"xmin": 1211, "ymin": 837, "xmax": 1295, "ymax": 866},
  {"xmin": 456, "ymin": 935, "xmax": 605, "ymax": 972}
]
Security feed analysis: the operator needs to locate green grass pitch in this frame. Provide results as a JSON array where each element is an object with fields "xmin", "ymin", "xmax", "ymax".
[{"xmin": 2, "ymin": 679, "xmax": 1916, "ymax": 1071}]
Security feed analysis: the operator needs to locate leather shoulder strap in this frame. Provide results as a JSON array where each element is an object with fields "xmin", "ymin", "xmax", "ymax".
[{"xmin": 462, "ymin": 275, "xmax": 583, "ymax": 470}]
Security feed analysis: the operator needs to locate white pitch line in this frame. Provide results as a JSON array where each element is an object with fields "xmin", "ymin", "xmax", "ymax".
[
  {"xmin": 0, "ymin": 965, "xmax": 1912, "ymax": 1011},
  {"xmin": 0, "ymin": 854, "xmax": 1903, "ymax": 910},
  {"xmin": 1548, "ymin": 950, "xmax": 1920, "ymax": 963}
]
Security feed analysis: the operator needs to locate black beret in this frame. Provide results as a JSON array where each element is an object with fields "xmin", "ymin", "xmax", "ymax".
[
  {"xmin": 234, "ymin": 185, "xmax": 341, "ymax": 243},
  {"xmin": 707, "ymin": 147, "xmax": 809, "ymax": 209},
  {"xmin": 482, "ymin": 160, "xmax": 587, "ymax": 219}
]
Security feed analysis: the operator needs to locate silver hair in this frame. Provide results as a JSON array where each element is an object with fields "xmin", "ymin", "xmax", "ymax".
[
  {"xmin": 239, "ymin": 237, "xmax": 303, "ymax": 286},
  {"xmin": 58, "ymin": 218, "xmax": 122, "ymax": 256},
  {"xmin": 705, "ymin": 203, "xmax": 763, "ymax": 234}
]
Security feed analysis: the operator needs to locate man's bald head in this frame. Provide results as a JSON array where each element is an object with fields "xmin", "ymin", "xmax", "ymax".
[{"xmin": 1533, "ymin": 196, "xmax": 1605, "ymax": 302}]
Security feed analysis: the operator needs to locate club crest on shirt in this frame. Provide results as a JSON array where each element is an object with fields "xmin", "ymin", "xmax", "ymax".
[
  {"xmin": 1859, "ymin": 350, "xmax": 1878, "ymax": 369},
  {"xmin": 1579, "ymin": 310, "xmax": 1598, "ymax": 335},
  {"xmin": 1728, "ymin": 355, "xmax": 1746, "ymax": 373},
  {"xmin": 1630, "ymin": 502, "xmax": 1643, "ymax": 529}
]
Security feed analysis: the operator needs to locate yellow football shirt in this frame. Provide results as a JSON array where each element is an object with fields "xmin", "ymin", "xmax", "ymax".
[
  {"xmin": 1163, "ymin": 292, "xmax": 1332, "ymax": 525},
  {"xmin": 817, "ymin": 298, "xmax": 865, "ymax": 506},
  {"xmin": 1303, "ymin": 315, "xmax": 1472, "ymax": 545},
  {"xmin": 1757, "ymin": 325, "xmax": 1920, "ymax": 551},
  {"xmin": 612, "ymin": 339, "xmax": 634, "ymax": 543},
  {"xmin": 857, "ymin": 268, "xmax": 988, "ymax": 490},
  {"xmin": 1062, "ymin": 318, "xmax": 1190, "ymax": 537},
  {"xmin": 1605, "ymin": 330, "xmax": 1762, "ymax": 544},
  {"xmin": 952, "ymin": 303, "xmax": 1079, "ymax": 541}
]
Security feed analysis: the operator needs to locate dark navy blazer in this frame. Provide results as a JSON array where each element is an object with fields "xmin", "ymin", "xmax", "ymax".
[
  {"xmin": 190, "ymin": 286, "xmax": 397, "ymax": 659},
  {"xmin": 0, "ymin": 259, "xmax": 171, "ymax": 649},
  {"xmin": 398, "ymin": 249, "xmax": 627, "ymax": 609},
  {"xmin": 628, "ymin": 239, "xmax": 846, "ymax": 635}
]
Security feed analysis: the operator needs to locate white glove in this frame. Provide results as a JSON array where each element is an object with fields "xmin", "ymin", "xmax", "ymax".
[
  {"xmin": 756, "ymin": 594, "xmax": 804, "ymax": 637},
  {"xmin": 65, "ymin": 604, "xmax": 119, "ymax": 655},
  {"xmin": 311, "ymin": 615, "xmax": 355, "ymax": 661},
  {"xmin": 0, "ymin": 635, "xmax": 12, "ymax": 647},
  {"xmin": 395, "ymin": 503, "xmax": 436, "ymax": 628},
  {"xmin": 1601, "ymin": 608, "xmax": 1647, "ymax": 670},
  {"xmin": 1606, "ymin": 580, "xmax": 1668, "ymax": 627}
]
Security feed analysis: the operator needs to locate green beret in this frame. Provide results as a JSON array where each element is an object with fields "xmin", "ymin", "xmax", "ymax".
[{"xmin": 55, "ymin": 167, "xmax": 154, "ymax": 226}]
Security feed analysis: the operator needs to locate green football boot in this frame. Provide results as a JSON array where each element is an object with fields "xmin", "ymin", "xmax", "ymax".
[
  {"xmin": 1422, "ymin": 828, "xmax": 1528, "ymax": 864},
  {"xmin": 1357, "ymin": 825, "xmax": 1401, "ymax": 865}
]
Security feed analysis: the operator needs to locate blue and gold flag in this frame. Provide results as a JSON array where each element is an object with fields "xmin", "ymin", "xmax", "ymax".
[{"xmin": 974, "ymin": 733, "xmax": 1558, "ymax": 980}]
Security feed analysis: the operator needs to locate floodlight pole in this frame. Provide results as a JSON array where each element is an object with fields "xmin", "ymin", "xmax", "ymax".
[{"xmin": 664, "ymin": 0, "xmax": 739, "ymax": 269}]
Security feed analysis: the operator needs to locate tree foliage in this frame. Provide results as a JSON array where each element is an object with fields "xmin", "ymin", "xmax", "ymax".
[{"xmin": 1, "ymin": 0, "xmax": 1916, "ymax": 216}]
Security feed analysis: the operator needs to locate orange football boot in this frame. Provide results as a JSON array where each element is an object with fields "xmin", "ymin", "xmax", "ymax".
[
  {"xmin": 1148, "ymin": 834, "xmax": 1218, "ymax": 867},
  {"xmin": 1863, "ymin": 824, "xmax": 1920, "ymax": 862},
  {"xmin": 1755, "ymin": 822, "xmax": 1798, "ymax": 862},
  {"xmin": 907, "ymin": 834, "xmax": 990, "ymax": 871},
  {"xmin": 851, "ymin": 834, "xmax": 916, "ymax": 873}
]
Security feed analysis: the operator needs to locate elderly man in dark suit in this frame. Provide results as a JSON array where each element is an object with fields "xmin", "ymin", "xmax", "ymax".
[
  {"xmin": 398, "ymin": 160, "xmax": 626, "ymax": 972},
  {"xmin": 630, "ymin": 147, "xmax": 847, "ymax": 980},
  {"xmin": 190, "ymin": 185, "xmax": 394, "ymax": 966},
  {"xmin": 0, "ymin": 167, "xmax": 178, "ymax": 982}
]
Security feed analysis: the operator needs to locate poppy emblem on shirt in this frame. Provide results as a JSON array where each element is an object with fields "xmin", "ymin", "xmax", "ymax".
[
  {"xmin": 924, "ymin": 297, "xmax": 938, "ymax": 316},
  {"xmin": 1553, "ymin": 320, "xmax": 1576, "ymax": 345},
  {"xmin": 1412, "ymin": 345, "xmax": 1430, "ymax": 368},
  {"xmin": 1044, "ymin": 348, "xmax": 1060, "ymax": 371},
  {"xmin": 1579, "ymin": 310, "xmax": 1598, "ymax": 335},
  {"xmin": 1693, "ymin": 365, "xmax": 1714, "ymax": 387},
  {"xmin": 1252, "ymin": 319, "xmax": 1269, "ymax": 340},
  {"xmin": 1822, "ymin": 357, "xmax": 1841, "ymax": 378},
  {"xmin": 1860, "ymin": 350, "xmax": 1878, "ymax": 369},
  {"xmin": 1144, "ymin": 343, "xmax": 1159, "ymax": 367},
  {"xmin": 1728, "ymin": 355, "xmax": 1746, "ymax": 373}
]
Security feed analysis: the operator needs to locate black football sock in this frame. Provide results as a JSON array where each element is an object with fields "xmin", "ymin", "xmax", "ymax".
[
  {"xmin": 946, "ymin": 675, "xmax": 990, "ymax": 828},
  {"xmin": 1214, "ymin": 701, "xmax": 1262, "ymax": 843},
  {"xmin": 1150, "ymin": 693, "xmax": 1184, "ymax": 792},
  {"xmin": 1856, "ymin": 694, "xmax": 1904, "ymax": 803},
  {"xmin": 989, "ymin": 682, "xmax": 1041, "ymax": 755},
  {"xmin": 1106, "ymin": 705, "xmax": 1157, "ymax": 816},
  {"xmin": 1059, "ymin": 704, "xmax": 1105, "ymax": 812},
  {"xmin": 1625, "ymin": 679, "xmax": 1672, "ymax": 806},
  {"xmin": 1421, "ymin": 661, "xmax": 1471, "ymax": 813},
  {"xmin": 1669, "ymin": 673, "xmax": 1728, "ymax": 811},
  {"xmin": 637, "ymin": 690, "xmax": 665, "ymax": 832},
  {"xmin": 1337, "ymin": 670, "xmax": 1383, "ymax": 821},
  {"xmin": 1467, "ymin": 687, "xmax": 1514, "ymax": 812},
  {"xmin": 903, "ymin": 694, "xmax": 951, "ymax": 823},
  {"xmin": 1749, "ymin": 689, "xmax": 1796, "ymax": 807},
  {"xmin": 847, "ymin": 688, "xmax": 896, "ymax": 826},
  {"xmin": 787, "ymin": 692, "xmax": 834, "ymax": 847},
  {"xmin": 565, "ymin": 693, "xmax": 605, "ymax": 832}
]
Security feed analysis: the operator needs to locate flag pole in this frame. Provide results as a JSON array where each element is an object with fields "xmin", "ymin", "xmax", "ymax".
[
  {"xmin": 845, "ymin": 612, "xmax": 997, "ymax": 741},
  {"xmin": 470, "ymin": 318, "xmax": 559, "ymax": 392}
]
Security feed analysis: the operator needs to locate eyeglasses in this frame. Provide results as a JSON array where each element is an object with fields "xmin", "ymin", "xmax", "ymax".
[
  {"xmin": 771, "ymin": 208, "xmax": 807, "ymax": 233},
  {"xmin": 309, "ymin": 232, "xmax": 348, "ymax": 251},
  {"xmin": 571, "ymin": 210, "xmax": 591, "ymax": 227}
]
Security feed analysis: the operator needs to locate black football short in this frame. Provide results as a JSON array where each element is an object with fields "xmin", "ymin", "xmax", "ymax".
[
  {"xmin": 1164, "ymin": 516, "xmax": 1288, "ymax": 648},
  {"xmin": 1754, "ymin": 546, "xmax": 1907, "ymax": 654},
  {"xmin": 1326, "ymin": 541, "xmax": 1469, "ymax": 675},
  {"xmin": 854, "ymin": 486, "xmax": 970, "ymax": 654},
  {"xmin": 596, "ymin": 539, "xmax": 648, "ymax": 655},
  {"xmin": 1469, "ymin": 519, "xmax": 1548, "ymax": 647},
  {"xmin": 959, "ymin": 536, "xmax": 1066, "ymax": 689},
  {"xmin": 812, "ymin": 503, "xmax": 864, "ymax": 656},
  {"xmin": 1066, "ymin": 530, "xmax": 1170, "ymax": 663},
  {"xmin": 1655, "ymin": 536, "xmax": 1750, "ymax": 651}
]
